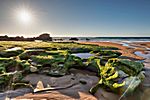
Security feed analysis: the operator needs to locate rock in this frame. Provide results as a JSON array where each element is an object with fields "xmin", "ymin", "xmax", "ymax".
[
  {"xmin": 0, "ymin": 88, "xmax": 32, "ymax": 99},
  {"xmin": 69, "ymin": 38, "xmax": 79, "ymax": 41},
  {"xmin": 15, "ymin": 69, "xmax": 99, "ymax": 100},
  {"xmin": 19, "ymin": 49, "xmax": 46, "ymax": 60},
  {"xmin": 22, "ymin": 69, "xmax": 99, "ymax": 89},
  {"xmin": 144, "ymin": 62, "xmax": 150, "ymax": 68},
  {"xmin": 90, "ymin": 50, "xmax": 122, "ymax": 59},
  {"xmin": 31, "ymin": 62, "xmax": 38, "ymax": 66},
  {"xmin": 22, "ymin": 74, "xmax": 55, "ymax": 87},
  {"xmin": 144, "ymin": 59, "xmax": 150, "ymax": 63},
  {"xmin": 15, "ymin": 91, "xmax": 97, "ymax": 100},
  {"xmin": 120, "ymin": 67, "xmax": 150, "ymax": 100},
  {"xmin": 141, "ymin": 88, "xmax": 150, "ymax": 100},
  {"xmin": 34, "ymin": 81, "xmax": 45, "ymax": 92},
  {"xmin": 69, "ymin": 68, "xmax": 97, "ymax": 76},
  {"xmin": 36, "ymin": 33, "xmax": 52, "ymax": 41},
  {"xmin": 30, "ymin": 66, "xmax": 38, "ymax": 72},
  {"xmin": 90, "ymin": 58, "xmax": 144, "ymax": 96},
  {"xmin": 142, "ymin": 68, "xmax": 150, "ymax": 87},
  {"xmin": 86, "ymin": 57, "xmax": 100, "ymax": 73},
  {"xmin": 94, "ymin": 88, "xmax": 119, "ymax": 100}
]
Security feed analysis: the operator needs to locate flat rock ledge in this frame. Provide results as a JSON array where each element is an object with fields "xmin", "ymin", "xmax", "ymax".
[
  {"xmin": 10, "ymin": 69, "xmax": 99, "ymax": 100},
  {"xmin": 1, "ymin": 67, "xmax": 150, "ymax": 100}
]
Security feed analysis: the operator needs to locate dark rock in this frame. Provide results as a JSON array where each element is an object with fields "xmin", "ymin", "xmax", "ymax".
[
  {"xmin": 86, "ymin": 38, "xmax": 90, "ymax": 41},
  {"xmin": 36, "ymin": 33, "xmax": 52, "ymax": 41},
  {"xmin": 0, "ymin": 88, "xmax": 32, "ymax": 99},
  {"xmin": 69, "ymin": 38, "xmax": 79, "ymax": 41},
  {"xmin": 0, "ymin": 33, "xmax": 52, "ymax": 41}
]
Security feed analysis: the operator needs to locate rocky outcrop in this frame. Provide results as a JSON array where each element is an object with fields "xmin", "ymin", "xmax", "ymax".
[
  {"xmin": 69, "ymin": 38, "xmax": 79, "ymax": 41},
  {"xmin": 36, "ymin": 33, "xmax": 52, "ymax": 41},
  {"xmin": 0, "ymin": 33, "xmax": 52, "ymax": 41}
]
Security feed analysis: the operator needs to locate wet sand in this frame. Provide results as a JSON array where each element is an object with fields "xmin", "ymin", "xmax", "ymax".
[{"xmin": 79, "ymin": 41, "xmax": 150, "ymax": 60}]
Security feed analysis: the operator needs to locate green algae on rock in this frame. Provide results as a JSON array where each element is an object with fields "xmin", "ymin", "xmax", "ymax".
[
  {"xmin": 90, "ymin": 58, "xmax": 145, "ymax": 96},
  {"xmin": 106, "ymin": 58, "xmax": 144, "ymax": 76},
  {"xmin": 90, "ymin": 50, "xmax": 122, "ymax": 59},
  {"xmin": 0, "ymin": 42, "xmax": 145, "ymax": 97},
  {"xmin": 19, "ymin": 49, "xmax": 46, "ymax": 60}
]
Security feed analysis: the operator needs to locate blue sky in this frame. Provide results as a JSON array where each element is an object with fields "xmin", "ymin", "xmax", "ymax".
[{"xmin": 0, "ymin": 0, "xmax": 150, "ymax": 37}]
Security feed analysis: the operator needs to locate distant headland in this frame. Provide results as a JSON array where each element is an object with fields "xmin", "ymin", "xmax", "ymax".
[{"xmin": 0, "ymin": 33, "xmax": 52, "ymax": 41}]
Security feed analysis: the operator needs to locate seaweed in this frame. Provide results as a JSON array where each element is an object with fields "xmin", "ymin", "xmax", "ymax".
[{"xmin": 90, "ymin": 58, "xmax": 145, "ymax": 96}]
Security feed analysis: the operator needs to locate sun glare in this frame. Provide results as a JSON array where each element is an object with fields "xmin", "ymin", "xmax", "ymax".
[{"xmin": 18, "ymin": 10, "xmax": 32, "ymax": 24}]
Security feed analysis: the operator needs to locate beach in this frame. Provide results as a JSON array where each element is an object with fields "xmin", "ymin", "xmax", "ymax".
[
  {"xmin": 0, "ymin": 0, "xmax": 150, "ymax": 99},
  {"xmin": 81, "ymin": 41, "xmax": 150, "ymax": 68},
  {"xmin": 81, "ymin": 41, "xmax": 150, "ymax": 58},
  {"xmin": 0, "ymin": 41, "xmax": 149, "ymax": 100}
]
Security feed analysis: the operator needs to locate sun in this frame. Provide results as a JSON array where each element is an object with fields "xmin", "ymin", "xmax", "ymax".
[{"xmin": 18, "ymin": 10, "xmax": 32, "ymax": 24}]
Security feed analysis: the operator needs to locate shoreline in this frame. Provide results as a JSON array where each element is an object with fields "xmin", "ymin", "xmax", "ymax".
[{"xmin": 79, "ymin": 41, "xmax": 150, "ymax": 60}]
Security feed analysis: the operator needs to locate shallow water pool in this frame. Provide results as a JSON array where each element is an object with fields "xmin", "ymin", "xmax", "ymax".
[
  {"xmin": 135, "ymin": 51, "xmax": 150, "ymax": 59},
  {"xmin": 71, "ymin": 53, "xmax": 94, "ymax": 59}
]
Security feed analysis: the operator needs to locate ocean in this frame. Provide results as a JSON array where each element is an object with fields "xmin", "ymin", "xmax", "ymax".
[{"xmin": 53, "ymin": 37, "xmax": 150, "ymax": 42}]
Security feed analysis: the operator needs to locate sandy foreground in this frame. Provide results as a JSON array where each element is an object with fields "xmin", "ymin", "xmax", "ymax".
[{"xmin": 4, "ymin": 42, "xmax": 150, "ymax": 100}]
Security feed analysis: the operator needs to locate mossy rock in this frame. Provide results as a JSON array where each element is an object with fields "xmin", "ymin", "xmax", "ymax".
[
  {"xmin": 0, "ymin": 74, "xmax": 11, "ymax": 85},
  {"xmin": 30, "ymin": 55, "xmax": 65, "ymax": 66},
  {"xmin": 64, "ymin": 55, "xmax": 86, "ymax": 69},
  {"xmin": 46, "ymin": 50, "xmax": 69, "ymax": 55},
  {"xmin": 0, "ymin": 74, "xmax": 11, "ymax": 91},
  {"xmin": 106, "ymin": 58, "xmax": 144, "ymax": 76},
  {"xmin": 0, "ymin": 58, "xmax": 18, "ymax": 73},
  {"xmin": 90, "ymin": 58, "xmax": 145, "ymax": 96},
  {"xmin": 0, "ymin": 57, "xmax": 33, "ymax": 74},
  {"xmin": 19, "ymin": 60, "xmax": 31, "ymax": 71},
  {"xmin": 85, "ymin": 56, "xmax": 100, "ymax": 73},
  {"xmin": 70, "ymin": 48, "xmax": 91, "ymax": 53},
  {"xmin": 29, "ymin": 51, "xmax": 68, "ymax": 76},
  {"xmin": 30, "ymin": 52, "xmax": 86, "ymax": 76},
  {"xmin": 90, "ymin": 50, "xmax": 122, "ymax": 59},
  {"xmin": 48, "ymin": 55, "xmax": 86, "ymax": 76},
  {"xmin": 19, "ymin": 49, "xmax": 47, "ymax": 60},
  {"xmin": 0, "ymin": 71, "xmax": 23, "ymax": 91}
]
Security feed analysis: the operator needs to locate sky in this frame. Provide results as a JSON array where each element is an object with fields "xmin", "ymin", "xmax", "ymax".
[{"xmin": 0, "ymin": 0, "xmax": 150, "ymax": 37}]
